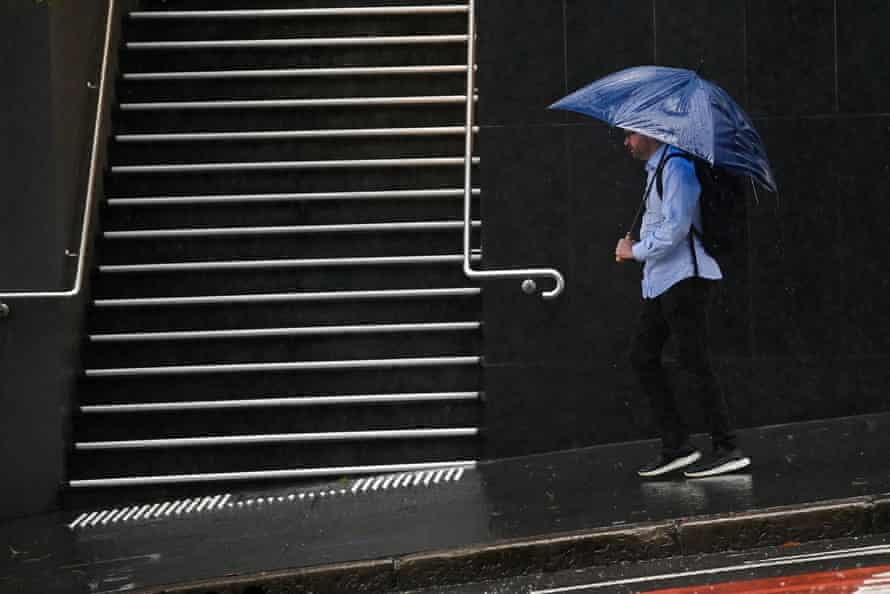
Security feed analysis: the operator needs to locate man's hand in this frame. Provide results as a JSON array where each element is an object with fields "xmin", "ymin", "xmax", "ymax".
[{"xmin": 615, "ymin": 235, "xmax": 635, "ymax": 261}]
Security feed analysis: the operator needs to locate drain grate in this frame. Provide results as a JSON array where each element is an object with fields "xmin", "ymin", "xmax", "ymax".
[{"xmin": 68, "ymin": 466, "xmax": 468, "ymax": 530}]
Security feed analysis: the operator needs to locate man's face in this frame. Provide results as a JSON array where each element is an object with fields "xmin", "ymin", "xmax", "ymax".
[{"xmin": 623, "ymin": 130, "xmax": 657, "ymax": 161}]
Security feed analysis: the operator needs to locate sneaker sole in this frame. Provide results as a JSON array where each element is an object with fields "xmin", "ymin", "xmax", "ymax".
[
  {"xmin": 683, "ymin": 456, "xmax": 751, "ymax": 478},
  {"xmin": 637, "ymin": 451, "xmax": 702, "ymax": 477}
]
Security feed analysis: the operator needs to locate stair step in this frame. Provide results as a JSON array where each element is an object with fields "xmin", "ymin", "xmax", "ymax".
[
  {"xmin": 80, "ymin": 365, "xmax": 481, "ymax": 404},
  {"xmin": 93, "ymin": 287, "xmax": 481, "ymax": 308},
  {"xmin": 97, "ymin": 230, "xmax": 481, "ymax": 262},
  {"xmin": 138, "ymin": 0, "xmax": 468, "ymax": 8},
  {"xmin": 69, "ymin": 442, "xmax": 477, "ymax": 482},
  {"xmin": 75, "ymin": 400, "xmax": 480, "ymax": 441},
  {"xmin": 85, "ymin": 355, "xmax": 481, "ymax": 377},
  {"xmin": 125, "ymin": 10, "xmax": 467, "ymax": 42},
  {"xmin": 106, "ymin": 188, "xmax": 479, "ymax": 205},
  {"xmin": 97, "ymin": 220, "xmax": 481, "ymax": 264},
  {"xmin": 116, "ymin": 125, "xmax": 476, "ymax": 142},
  {"xmin": 92, "ymin": 271, "xmax": 479, "ymax": 302},
  {"xmin": 119, "ymin": 94, "xmax": 474, "ymax": 110},
  {"xmin": 87, "ymin": 296, "xmax": 481, "ymax": 333},
  {"xmin": 62, "ymin": 464, "xmax": 470, "ymax": 508},
  {"xmin": 76, "ymin": 427, "xmax": 479, "ymax": 450},
  {"xmin": 85, "ymin": 331, "xmax": 480, "ymax": 368},
  {"xmin": 120, "ymin": 79, "xmax": 471, "ymax": 104},
  {"xmin": 130, "ymin": 5, "xmax": 468, "ymax": 19},
  {"xmin": 101, "ymin": 201, "xmax": 479, "ymax": 229},
  {"xmin": 127, "ymin": 35, "xmax": 468, "ymax": 51},
  {"xmin": 104, "ymin": 219, "xmax": 478, "ymax": 238},
  {"xmin": 111, "ymin": 157, "xmax": 477, "ymax": 176},
  {"xmin": 68, "ymin": 460, "xmax": 475, "ymax": 489},
  {"xmin": 99, "ymin": 253, "xmax": 480, "ymax": 273},
  {"xmin": 89, "ymin": 320, "xmax": 479, "ymax": 339},
  {"xmin": 101, "ymin": 188, "xmax": 479, "ymax": 228},
  {"xmin": 81, "ymin": 391, "xmax": 480, "ymax": 412},
  {"xmin": 113, "ymin": 102, "xmax": 467, "ymax": 134},
  {"xmin": 120, "ymin": 44, "xmax": 467, "ymax": 72},
  {"xmin": 110, "ymin": 136, "xmax": 473, "ymax": 165},
  {"xmin": 122, "ymin": 64, "xmax": 469, "ymax": 80},
  {"xmin": 105, "ymin": 169, "xmax": 475, "ymax": 198},
  {"xmin": 83, "ymin": 393, "xmax": 478, "ymax": 414}
]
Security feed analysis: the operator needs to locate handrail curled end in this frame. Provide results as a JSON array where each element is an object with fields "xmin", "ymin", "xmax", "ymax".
[
  {"xmin": 461, "ymin": 0, "xmax": 566, "ymax": 302},
  {"xmin": 520, "ymin": 270, "xmax": 565, "ymax": 300},
  {"xmin": 540, "ymin": 270, "xmax": 565, "ymax": 300}
]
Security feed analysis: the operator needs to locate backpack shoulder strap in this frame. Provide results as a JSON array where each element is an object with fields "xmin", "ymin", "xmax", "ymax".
[
  {"xmin": 655, "ymin": 152, "xmax": 702, "ymax": 277},
  {"xmin": 655, "ymin": 152, "xmax": 694, "ymax": 197}
]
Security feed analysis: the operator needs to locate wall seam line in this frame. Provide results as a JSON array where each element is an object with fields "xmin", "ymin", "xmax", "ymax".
[
  {"xmin": 652, "ymin": 0, "xmax": 658, "ymax": 64},
  {"xmin": 833, "ymin": 0, "xmax": 840, "ymax": 112}
]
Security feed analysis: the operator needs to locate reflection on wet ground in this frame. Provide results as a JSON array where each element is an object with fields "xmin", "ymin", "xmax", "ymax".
[
  {"xmin": 481, "ymin": 411, "xmax": 888, "ymax": 541},
  {"xmin": 645, "ymin": 472, "xmax": 753, "ymax": 503}
]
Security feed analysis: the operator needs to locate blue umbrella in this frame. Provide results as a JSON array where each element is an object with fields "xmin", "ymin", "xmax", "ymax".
[{"xmin": 549, "ymin": 66, "xmax": 777, "ymax": 192}]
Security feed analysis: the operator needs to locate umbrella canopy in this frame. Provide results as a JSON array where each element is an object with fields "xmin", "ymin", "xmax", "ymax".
[{"xmin": 549, "ymin": 66, "xmax": 777, "ymax": 192}]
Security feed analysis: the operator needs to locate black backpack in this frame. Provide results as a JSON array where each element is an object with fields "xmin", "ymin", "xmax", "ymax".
[{"xmin": 656, "ymin": 153, "xmax": 746, "ymax": 263}]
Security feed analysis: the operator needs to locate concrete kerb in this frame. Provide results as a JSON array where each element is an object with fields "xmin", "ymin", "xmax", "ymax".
[
  {"xmin": 131, "ymin": 494, "xmax": 890, "ymax": 594},
  {"xmin": 678, "ymin": 497, "xmax": 874, "ymax": 555},
  {"xmin": 395, "ymin": 521, "xmax": 679, "ymax": 590}
]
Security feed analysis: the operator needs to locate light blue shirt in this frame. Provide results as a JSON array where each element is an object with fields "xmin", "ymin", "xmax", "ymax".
[{"xmin": 631, "ymin": 144, "xmax": 722, "ymax": 298}]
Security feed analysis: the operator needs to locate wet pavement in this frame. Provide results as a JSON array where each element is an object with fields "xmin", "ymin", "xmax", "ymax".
[{"xmin": 3, "ymin": 412, "xmax": 890, "ymax": 594}]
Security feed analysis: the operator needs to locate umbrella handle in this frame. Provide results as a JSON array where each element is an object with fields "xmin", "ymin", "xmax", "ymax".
[{"xmin": 616, "ymin": 232, "xmax": 631, "ymax": 263}]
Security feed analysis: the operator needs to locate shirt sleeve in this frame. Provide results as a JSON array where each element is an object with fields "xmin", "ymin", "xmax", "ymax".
[{"xmin": 631, "ymin": 157, "xmax": 701, "ymax": 262}]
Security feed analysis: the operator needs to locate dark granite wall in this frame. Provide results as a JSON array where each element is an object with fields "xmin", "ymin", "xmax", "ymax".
[
  {"xmin": 477, "ymin": 0, "xmax": 890, "ymax": 457},
  {"xmin": 0, "ymin": 0, "xmax": 130, "ymax": 520}
]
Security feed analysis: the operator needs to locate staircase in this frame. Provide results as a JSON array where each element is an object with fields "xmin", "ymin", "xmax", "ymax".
[{"xmin": 69, "ymin": 0, "xmax": 483, "ymax": 504}]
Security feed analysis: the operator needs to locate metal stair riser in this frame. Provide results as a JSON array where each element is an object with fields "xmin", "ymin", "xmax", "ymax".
[
  {"xmin": 92, "ymin": 265, "xmax": 479, "ymax": 298},
  {"xmin": 101, "ymin": 197, "xmax": 480, "ymax": 228},
  {"xmin": 96, "ymin": 229, "xmax": 481, "ymax": 262},
  {"xmin": 84, "ymin": 330, "xmax": 481, "ymax": 368},
  {"xmin": 75, "ymin": 400, "xmax": 481, "ymax": 441},
  {"xmin": 124, "ymin": 13, "xmax": 467, "ymax": 42},
  {"xmin": 80, "ymin": 365, "xmax": 482, "ymax": 405},
  {"xmin": 69, "ymin": 438, "xmax": 478, "ymax": 478},
  {"xmin": 120, "ymin": 44, "xmax": 467, "ymax": 72},
  {"xmin": 114, "ymin": 103, "xmax": 469, "ymax": 133},
  {"xmin": 105, "ymin": 165, "xmax": 476, "ymax": 195},
  {"xmin": 87, "ymin": 298, "xmax": 482, "ymax": 333},
  {"xmin": 110, "ymin": 135, "xmax": 470, "ymax": 164},
  {"xmin": 117, "ymin": 74, "xmax": 468, "ymax": 102}
]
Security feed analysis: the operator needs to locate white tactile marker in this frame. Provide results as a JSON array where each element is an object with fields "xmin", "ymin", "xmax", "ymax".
[
  {"xmin": 121, "ymin": 507, "xmax": 140, "ymax": 522},
  {"xmin": 153, "ymin": 501, "xmax": 172, "ymax": 518},
  {"xmin": 68, "ymin": 468, "xmax": 471, "ymax": 531},
  {"xmin": 68, "ymin": 513, "xmax": 90, "ymax": 529}
]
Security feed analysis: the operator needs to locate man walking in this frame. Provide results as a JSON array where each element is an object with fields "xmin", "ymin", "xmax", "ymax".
[{"xmin": 615, "ymin": 129, "xmax": 751, "ymax": 478}]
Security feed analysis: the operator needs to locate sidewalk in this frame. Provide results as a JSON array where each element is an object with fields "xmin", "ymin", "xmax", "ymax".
[{"xmin": 3, "ymin": 412, "xmax": 890, "ymax": 594}]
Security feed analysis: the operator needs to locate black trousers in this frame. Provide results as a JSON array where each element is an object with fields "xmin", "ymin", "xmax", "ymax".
[{"xmin": 630, "ymin": 277, "xmax": 736, "ymax": 453}]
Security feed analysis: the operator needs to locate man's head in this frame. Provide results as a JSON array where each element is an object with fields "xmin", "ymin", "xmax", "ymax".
[{"xmin": 623, "ymin": 129, "xmax": 662, "ymax": 161}]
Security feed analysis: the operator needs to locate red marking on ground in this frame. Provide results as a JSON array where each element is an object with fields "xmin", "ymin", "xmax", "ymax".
[{"xmin": 640, "ymin": 564, "xmax": 890, "ymax": 594}]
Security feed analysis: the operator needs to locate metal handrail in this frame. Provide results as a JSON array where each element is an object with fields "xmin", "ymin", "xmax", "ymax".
[
  {"xmin": 0, "ymin": 0, "xmax": 116, "ymax": 302},
  {"xmin": 462, "ymin": 0, "xmax": 565, "ymax": 300}
]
